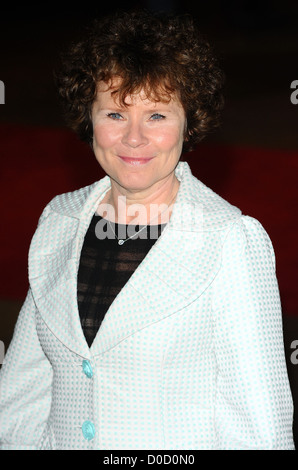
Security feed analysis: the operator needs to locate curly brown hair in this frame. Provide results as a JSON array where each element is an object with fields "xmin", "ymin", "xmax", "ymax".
[{"xmin": 55, "ymin": 10, "xmax": 225, "ymax": 152}]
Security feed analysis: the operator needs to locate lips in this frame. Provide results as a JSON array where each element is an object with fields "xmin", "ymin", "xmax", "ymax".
[{"xmin": 118, "ymin": 156, "xmax": 154, "ymax": 165}]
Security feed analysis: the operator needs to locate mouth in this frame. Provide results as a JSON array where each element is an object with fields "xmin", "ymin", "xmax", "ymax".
[{"xmin": 118, "ymin": 156, "xmax": 154, "ymax": 166}]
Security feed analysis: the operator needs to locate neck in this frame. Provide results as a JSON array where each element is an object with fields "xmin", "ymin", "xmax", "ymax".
[{"xmin": 98, "ymin": 173, "xmax": 180, "ymax": 225}]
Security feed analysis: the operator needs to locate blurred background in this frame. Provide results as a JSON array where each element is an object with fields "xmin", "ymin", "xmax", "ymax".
[{"xmin": 0, "ymin": 0, "xmax": 297, "ymax": 446}]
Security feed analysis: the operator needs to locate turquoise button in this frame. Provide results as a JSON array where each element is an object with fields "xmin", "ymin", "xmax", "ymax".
[
  {"xmin": 82, "ymin": 421, "xmax": 95, "ymax": 441},
  {"xmin": 82, "ymin": 360, "xmax": 93, "ymax": 378}
]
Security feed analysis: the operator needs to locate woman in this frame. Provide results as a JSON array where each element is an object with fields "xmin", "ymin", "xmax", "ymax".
[{"xmin": 0, "ymin": 10, "xmax": 294, "ymax": 450}]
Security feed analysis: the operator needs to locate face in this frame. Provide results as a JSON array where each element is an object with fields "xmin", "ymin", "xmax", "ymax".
[{"xmin": 91, "ymin": 80, "xmax": 187, "ymax": 196}]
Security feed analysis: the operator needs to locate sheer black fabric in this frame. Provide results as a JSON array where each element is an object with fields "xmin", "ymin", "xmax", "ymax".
[{"xmin": 77, "ymin": 214, "xmax": 166, "ymax": 347}]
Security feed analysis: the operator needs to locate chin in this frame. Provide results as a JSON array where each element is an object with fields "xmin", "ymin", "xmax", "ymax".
[{"xmin": 116, "ymin": 170, "xmax": 157, "ymax": 192}]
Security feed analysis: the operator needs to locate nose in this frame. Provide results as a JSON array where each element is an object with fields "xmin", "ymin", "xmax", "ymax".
[{"xmin": 121, "ymin": 118, "xmax": 149, "ymax": 148}]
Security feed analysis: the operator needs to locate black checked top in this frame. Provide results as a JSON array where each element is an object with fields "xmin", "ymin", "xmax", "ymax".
[{"xmin": 77, "ymin": 214, "xmax": 166, "ymax": 347}]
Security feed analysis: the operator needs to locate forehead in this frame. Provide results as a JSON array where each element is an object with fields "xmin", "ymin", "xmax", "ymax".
[{"xmin": 95, "ymin": 79, "xmax": 182, "ymax": 109}]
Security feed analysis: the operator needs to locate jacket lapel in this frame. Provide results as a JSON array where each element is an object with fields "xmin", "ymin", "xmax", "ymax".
[
  {"xmin": 28, "ymin": 162, "xmax": 241, "ymax": 358},
  {"xmin": 29, "ymin": 175, "xmax": 111, "ymax": 359}
]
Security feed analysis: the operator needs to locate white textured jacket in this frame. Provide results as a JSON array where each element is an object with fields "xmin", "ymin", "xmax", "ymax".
[{"xmin": 0, "ymin": 162, "xmax": 294, "ymax": 450}]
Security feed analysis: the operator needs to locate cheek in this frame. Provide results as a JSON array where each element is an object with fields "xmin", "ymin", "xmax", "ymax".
[
  {"xmin": 93, "ymin": 124, "xmax": 119, "ymax": 151},
  {"xmin": 154, "ymin": 126, "xmax": 184, "ymax": 151}
]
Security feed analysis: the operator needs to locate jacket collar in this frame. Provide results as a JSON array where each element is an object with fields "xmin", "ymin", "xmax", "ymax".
[
  {"xmin": 49, "ymin": 161, "xmax": 241, "ymax": 231},
  {"xmin": 29, "ymin": 162, "xmax": 241, "ymax": 358}
]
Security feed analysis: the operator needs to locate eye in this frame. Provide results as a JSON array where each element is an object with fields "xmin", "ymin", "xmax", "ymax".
[
  {"xmin": 150, "ymin": 113, "xmax": 166, "ymax": 121},
  {"xmin": 107, "ymin": 112, "xmax": 123, "ymax": 120}
]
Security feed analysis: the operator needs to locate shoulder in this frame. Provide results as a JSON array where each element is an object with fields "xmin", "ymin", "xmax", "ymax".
[
  {"xmin": 177, "ymin": 162, "xmax": 242, "ymax": 231},
  {"xmin": 43, "ymin": 181, "xmax": 101, "ymax": 219},
  {"xmin": 36, "ymin": 175, "xmax": 110, "ymax": 226},
  {"xmin": 29, "ymin": 176, "xmax": 110, "ymax": 257},
  {"xmin": 226, "ymin": 215, "xmax": 274, "ymax": 250},
  {"xmin": 183, "ymin": 162, "xmax": 273, "ymax": 248},
  {"xmin": 182, "ymin": 163, "xmax": 275, "ymax": 264},
  {"xmin": 221, "ymin": 214, "xmax": 277, "ymax": 273}
]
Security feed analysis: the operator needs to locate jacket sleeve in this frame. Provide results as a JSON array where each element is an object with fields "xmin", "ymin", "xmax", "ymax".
[
  {"xmin": 0, "ymin": 288, "xmax": 53, "ymax": 450},
  {"xmin": 212, "ymin": 215, "xmax": 295, "ymax": 450}
]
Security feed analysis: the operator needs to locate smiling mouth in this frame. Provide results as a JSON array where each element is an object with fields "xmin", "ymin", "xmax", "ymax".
[{"xmin": 118, "ymin": 156, "xmax": 154, "ymax": 165}]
